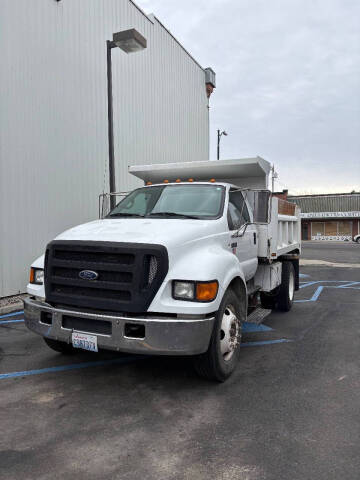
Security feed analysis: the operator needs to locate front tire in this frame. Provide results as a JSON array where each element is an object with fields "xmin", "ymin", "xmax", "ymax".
[
  {"xmin": 194, "ymin": 288, "xmax": 244, "ymax": 382},
  {"xmin": 44, "ymin": 337, "xmax": 74, "ymax": 354}
]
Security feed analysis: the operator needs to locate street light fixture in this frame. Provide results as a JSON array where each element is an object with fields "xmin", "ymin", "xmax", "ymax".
[
  {"xmin": 217, "ymin": 129, "xmax": 228, "ymax": 160},
  {"xmin": 107, "ymin": 29, "xmax": 147, "ymax": 209}
]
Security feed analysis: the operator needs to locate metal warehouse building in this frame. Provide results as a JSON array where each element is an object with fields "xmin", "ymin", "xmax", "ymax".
[
  {"xmin": 0, "ymin": 0, "xmax": 215, "ymax": 297},
  {"xmin": 287, "ymin": 193, "xmax": 360, "ymax": 241}
]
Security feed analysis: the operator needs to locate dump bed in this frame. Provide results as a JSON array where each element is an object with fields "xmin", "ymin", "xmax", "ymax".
[
  {"xmin": 257, "ymin": 196, "xmax": 301, "ymax": 259},
  {"xmin": 129, "ymin": 157, "xmax": 271, "ymax": 189}
]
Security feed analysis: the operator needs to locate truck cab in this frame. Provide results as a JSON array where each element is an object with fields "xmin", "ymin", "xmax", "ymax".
[{"xmin": 24, "ymin": 158, "xmax": 301, "ymax": 381}]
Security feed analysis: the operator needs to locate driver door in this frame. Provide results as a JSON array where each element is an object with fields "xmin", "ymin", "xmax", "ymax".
[{"xmin": 227, "ymin": 189, "xmax": 258, "ymax": 280}]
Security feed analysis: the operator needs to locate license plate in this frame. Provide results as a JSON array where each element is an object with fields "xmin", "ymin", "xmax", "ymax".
[{"xmin": 72, "ymin": 332, "xmax": 98, "ymax": 352}]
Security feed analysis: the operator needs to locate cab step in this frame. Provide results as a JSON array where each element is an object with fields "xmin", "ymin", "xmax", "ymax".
[{"xmin": 246, "ymin": 307, "xmax": 272, "ymax": 325}]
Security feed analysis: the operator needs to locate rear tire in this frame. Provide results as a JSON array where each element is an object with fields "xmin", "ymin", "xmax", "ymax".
[
  {"xmin": 276, "ymin": 261, "xmax": 295, "ymax": 312},
  {"xmin": 44, "ymin": 337, "xmax": 74, "ymax": 354},
  {"xmin": 194, "ymin": 288, "xmax": 244, "ymax": 382}
]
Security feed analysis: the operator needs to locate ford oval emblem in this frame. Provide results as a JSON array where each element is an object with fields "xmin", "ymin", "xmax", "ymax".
[{"xmin": 79, "ymin": 270, "xmax": 99, "ymax": 281}]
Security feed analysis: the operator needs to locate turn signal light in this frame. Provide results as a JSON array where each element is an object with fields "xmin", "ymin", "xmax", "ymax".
[
  {"xmin": 196, "ymin": 281, "xmax": 218, "ymax": 302},
  {"xmin": 29, "ymin": 267, "xmax": 35, "ymax": 283}
]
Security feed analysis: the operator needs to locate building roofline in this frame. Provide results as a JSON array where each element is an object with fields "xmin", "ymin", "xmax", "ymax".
[
  {"xmin": 129, "ymin": 0, "xmax": 154, "ymax": 24},
  {"xmin": 288, "ymin": 193, "xmax": 360, "ymax": 199},
  {"xmin": 147, "ymin": 13, "xmax": 205, "ymax": 71}
]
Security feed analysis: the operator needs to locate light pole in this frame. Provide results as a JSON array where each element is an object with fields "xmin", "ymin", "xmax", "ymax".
[
  {"xmin": 107, "ymin": 29, "xmax": 147, "ymax": 209},
  {"xmin": 271, "ymin": 164, "xmax": 278, "ymax": 192},
  {"xmin": 217, "ymin": 129, "xmax": 228, "ymax": 160}
]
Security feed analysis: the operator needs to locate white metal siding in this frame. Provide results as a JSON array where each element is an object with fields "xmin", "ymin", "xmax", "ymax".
[{"xmin": 0, "ymin": 0, "xmax": 209, "ymax": 296}]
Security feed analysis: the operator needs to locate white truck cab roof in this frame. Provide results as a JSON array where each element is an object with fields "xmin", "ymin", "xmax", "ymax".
[{"xmin": 129, "ymin": 157, "xmax": 271, "ymax": 190}]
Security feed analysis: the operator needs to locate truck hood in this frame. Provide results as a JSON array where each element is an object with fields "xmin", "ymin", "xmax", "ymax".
[{"xmin": 55, "ymin": 218, "xmax": 223, "ymax": 248}]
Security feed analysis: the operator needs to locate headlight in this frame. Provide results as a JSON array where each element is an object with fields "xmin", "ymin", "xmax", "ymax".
[
  {"xmin": 172, "ymin": 280, "xmax": 218, "ymax": 302},
  {"xmin": 173, "ymin": 281, "xmax": 195, "ymax": 300},
  {"xmin": 30, "ymin": 268, "xmax": 44, "ymax": 285}
]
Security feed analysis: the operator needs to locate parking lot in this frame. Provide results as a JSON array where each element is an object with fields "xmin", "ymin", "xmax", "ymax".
[{"xmin": 1, "ymin": 242, "xmax": 359, "ymax": 480}]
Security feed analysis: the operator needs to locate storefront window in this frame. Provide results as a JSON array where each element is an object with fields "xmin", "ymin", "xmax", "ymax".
[
  {"xmin": 325, "ymin": 222, "xmax": 337, "ymax": 236},
  {"xmin": 312, "ymin": 222, "xmax": 325, "ymax": 236},
  {"xmin": 338, "ymin": 221, "xmax": 352, "ymax": 236}
]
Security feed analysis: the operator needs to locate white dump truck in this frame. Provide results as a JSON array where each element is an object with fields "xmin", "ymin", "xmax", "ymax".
[{"xmin": 24, "ymin": 158, "xmax": 301, "ymax": 381}]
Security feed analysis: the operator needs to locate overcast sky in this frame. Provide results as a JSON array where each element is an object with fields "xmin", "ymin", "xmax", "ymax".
[{"xmin": 138, "ymin": 0, "xmax": 360, "ymax": 194}]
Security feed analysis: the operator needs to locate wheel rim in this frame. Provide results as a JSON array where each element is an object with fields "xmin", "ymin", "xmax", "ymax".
[
  {"xmin": 289, "ymin": 269, "xmax": 295, "ymax": 301},
  {"xmin": 220, "ymin": 305, "xmax": 241, "ymax": 362}
]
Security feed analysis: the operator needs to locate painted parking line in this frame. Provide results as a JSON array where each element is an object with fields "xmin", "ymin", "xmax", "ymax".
[
  {"xmin": 296, "ymin": 281, "xmax": 360, "ymax": 302},
  {"xmin": 0, "ymin": 339, "xmax": 291, "ymax": 380},
  {"xmin": 0, "ymin": 310, "xmax": 24, "ymax": 319},
  {"xmin": 242, "ymin": 338, "xmax": 292, "ymax": 347},
  {"xmin": 0, "ymin": 319, "xmax": 24, "ymax": 325},
  {"xmin": 0, "ymin": 356, "xmax": 146, "ymax": 380}
]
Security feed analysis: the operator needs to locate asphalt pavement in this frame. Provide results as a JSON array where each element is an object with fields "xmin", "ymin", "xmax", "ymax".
[
  {"xmin": 302, "ymin": 240, "xmax": 359, "ymax": 263},
  {"xmin": 0, "ymin": 243, "xmax": 359, "ymax": 480}
]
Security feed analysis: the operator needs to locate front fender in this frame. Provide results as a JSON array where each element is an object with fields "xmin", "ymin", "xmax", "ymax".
[{"xmin": 149, "ymin": 242, "xmax": 247, "ymax": 315}]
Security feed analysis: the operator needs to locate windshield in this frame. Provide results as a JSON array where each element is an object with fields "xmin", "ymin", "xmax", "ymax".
[{"xmin": 108, "ymin": 184, "xmax": 225, "ymax": 219}]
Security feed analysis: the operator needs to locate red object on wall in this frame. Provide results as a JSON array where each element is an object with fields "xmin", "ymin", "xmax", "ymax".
[{"xmin": 206, "ymin": 83, "xmax": 214, "ymax": 98}]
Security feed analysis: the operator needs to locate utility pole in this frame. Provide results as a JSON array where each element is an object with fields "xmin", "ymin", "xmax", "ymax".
[{"xmin": 217, "ymin": 129, "xmax": 228, "ymax": 160}]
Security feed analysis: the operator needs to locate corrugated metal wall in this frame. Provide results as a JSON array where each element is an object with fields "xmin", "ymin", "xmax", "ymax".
[
  {"xmin": 0, "ymin": 0, "xmax": 209, "ymax": 297},
  {"xmin": 288, "ymin": 194, "xmax": 360, "ymax": 212}
]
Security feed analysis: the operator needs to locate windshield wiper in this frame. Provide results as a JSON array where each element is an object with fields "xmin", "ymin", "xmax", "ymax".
[
  {"xmin": 108, "ymin": 213, "xmax": 145, "ymax": 218},
  {"xmin": 147, "ymin": 212, "xmax": 200, "ymax": 219}
]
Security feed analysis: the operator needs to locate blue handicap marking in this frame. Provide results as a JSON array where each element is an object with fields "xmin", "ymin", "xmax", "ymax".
[
  {"xmin": 296, "ymin": 281, "xmax": 360, "ymax": 302},
  {"xmin": 241, "ymin": 320, "xmax": 291, "ymax": 347},
  {"xmin": 0, "ymin": 310, "xmax": 24, "ymax": 320},
  {"xmin": 243, "ymin": 322, "xmax": 272, "ymax": 333}
]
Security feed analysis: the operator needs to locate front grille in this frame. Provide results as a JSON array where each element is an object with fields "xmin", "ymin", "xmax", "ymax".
[{"xmin": 45, "ymin": 241, "xmax": 168, "ymax": 313}]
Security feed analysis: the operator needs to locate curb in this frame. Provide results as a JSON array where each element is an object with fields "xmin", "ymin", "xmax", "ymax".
[{"xmin": 0, "ymin": 296, "xmax": 27, "ymax": 316}]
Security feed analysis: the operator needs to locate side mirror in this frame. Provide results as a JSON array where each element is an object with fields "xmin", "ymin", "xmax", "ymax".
[{"xmin": 232, "ymin": 222, "xmax": 250, "ymax": 238}]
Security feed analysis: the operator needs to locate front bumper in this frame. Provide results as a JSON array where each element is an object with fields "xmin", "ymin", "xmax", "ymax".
[{"xmin": 23, "ymin": 297, "xmax": 215, "ymax": 356}]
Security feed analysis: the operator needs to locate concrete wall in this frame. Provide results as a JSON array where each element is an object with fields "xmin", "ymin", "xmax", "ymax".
[{"xmin": 0, "ymin": 0, "xmax": 210, "ymax": 296}]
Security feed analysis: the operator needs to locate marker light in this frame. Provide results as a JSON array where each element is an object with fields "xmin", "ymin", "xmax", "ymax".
[
  {"xmin": 164, "ymin": 179, "xmax": 169, "ymax": 183},
  {"xmin": 210, "ymin": 179, "xmax": 216, "ymax": 183},
  {"xmin": 188, "ymin": 178, "xmax": 194, "ymax": 182},
  {"xmin": 176, "ymin": 179, "xmax": 181, "ymax": 183},
  {"xmin": 146, "ymin": 181, "xmax": 152, "ymax": 185}
]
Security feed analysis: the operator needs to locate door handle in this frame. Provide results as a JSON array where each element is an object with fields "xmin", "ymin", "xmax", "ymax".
[{"xmin": 253, "ymin": 232, "xmax": 257, "ymax": 244}]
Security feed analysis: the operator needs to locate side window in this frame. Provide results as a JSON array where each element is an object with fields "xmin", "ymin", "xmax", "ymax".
[{"xmin": 228, "ymin": 191, "xmax": 250, "ymax": 230}]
